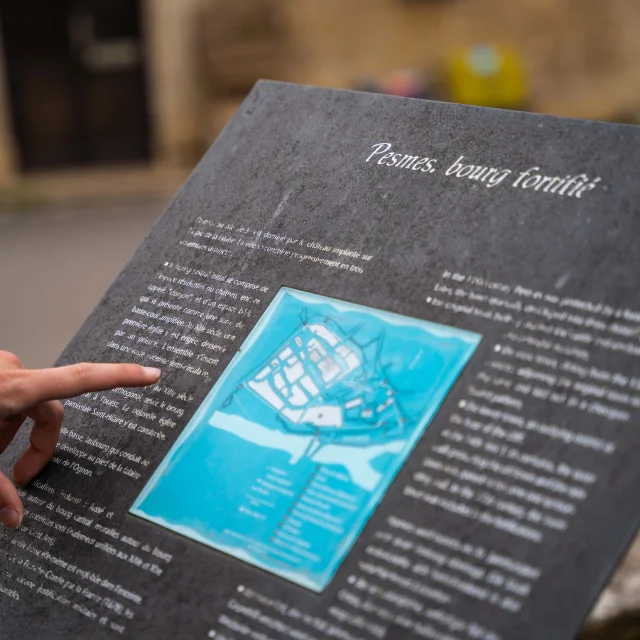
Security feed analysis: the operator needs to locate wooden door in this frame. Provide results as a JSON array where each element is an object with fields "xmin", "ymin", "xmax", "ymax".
[{"xmin": 0, "ymin": 0, "xmax": 150, "ymax": 171}]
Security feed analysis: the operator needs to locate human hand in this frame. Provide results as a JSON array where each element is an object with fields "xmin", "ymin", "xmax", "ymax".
[{"xmin": 0, "ymin": 351, "xmax": 161, "ymax": 528}]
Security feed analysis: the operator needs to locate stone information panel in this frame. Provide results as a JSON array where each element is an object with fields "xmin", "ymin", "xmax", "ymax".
[{"xmin": 1, "ymin": 82, "xmax": 640, "ymax": 639}]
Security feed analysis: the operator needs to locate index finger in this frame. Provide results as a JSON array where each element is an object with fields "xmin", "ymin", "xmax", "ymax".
[{"xmin": 3, "ymin": 363, "xmax": 161, "ymax": 415}]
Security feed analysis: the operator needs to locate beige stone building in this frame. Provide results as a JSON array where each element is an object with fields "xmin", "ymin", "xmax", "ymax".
[{"xmin": 0, "ymin": 0, "xmax": 638, "ymax": 187}]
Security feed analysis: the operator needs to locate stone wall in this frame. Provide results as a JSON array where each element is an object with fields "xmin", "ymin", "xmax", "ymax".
[
  {"xmin": 193, "ymin": 0, "xmax": 640, "ymax": 146},
  {"xmin": 280, "ymin": 0, "xmax": 640, "ymax": 120},
  {"xmin": 143, "ymin": 0, "xmax": 212, "ymax": 167}
]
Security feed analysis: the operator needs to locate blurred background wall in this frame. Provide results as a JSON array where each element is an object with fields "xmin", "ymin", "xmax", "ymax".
[{"xmin": 0, "ymin": 0, "xmax": 639, "ymax": 186}]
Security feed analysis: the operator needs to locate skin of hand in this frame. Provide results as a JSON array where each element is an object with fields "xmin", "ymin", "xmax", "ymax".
[{"xmin": 0, "ymin": 350, "xmax": 161, "ymax": 529}]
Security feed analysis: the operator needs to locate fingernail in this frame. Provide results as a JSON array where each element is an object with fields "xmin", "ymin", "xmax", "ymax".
[
  {"xmin": 0, "ymin": 507, "xmax": 22, "ymax": 529},
  {"xmin": 142, "ymin": 367, "xmax": 162, "ymax": 379}
]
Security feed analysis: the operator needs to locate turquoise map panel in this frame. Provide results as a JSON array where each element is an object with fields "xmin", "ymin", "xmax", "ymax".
[{"xmin": 131, "ymin": 288, "xmax": 481, "ymax": 591}]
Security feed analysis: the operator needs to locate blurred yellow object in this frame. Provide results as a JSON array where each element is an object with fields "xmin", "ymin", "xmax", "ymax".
[{"xmin": 448, "ymin": 45, "xmax": 528, "ymax": 109}]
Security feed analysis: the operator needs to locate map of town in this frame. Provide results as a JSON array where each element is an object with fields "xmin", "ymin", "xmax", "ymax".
[
  {"xmin": 131, "ymin": 288, "xmax": 481, "ymax": 591},
  {"xmin": 231, "ymin": 312, "xmax": 411, "ymax": 458}
]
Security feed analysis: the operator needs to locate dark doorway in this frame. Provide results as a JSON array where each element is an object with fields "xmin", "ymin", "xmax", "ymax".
[{"xmin": 0, "ymin": 1, "xmax": 150, "ymax": 172}]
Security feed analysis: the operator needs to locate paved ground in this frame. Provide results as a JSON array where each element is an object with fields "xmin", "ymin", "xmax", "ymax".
[
  {"xmin": 0, "ymin": 198, "xmax": 170, "ymax": 369},
  {"xmin": 0, "ymin": 165, "xmax": 187, "ymax": 211}
]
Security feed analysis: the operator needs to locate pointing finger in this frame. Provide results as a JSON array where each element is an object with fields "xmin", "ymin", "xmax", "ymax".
[{"xmin": 0, "ymin": 363, "xmax": 161, "ymax": 417}]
